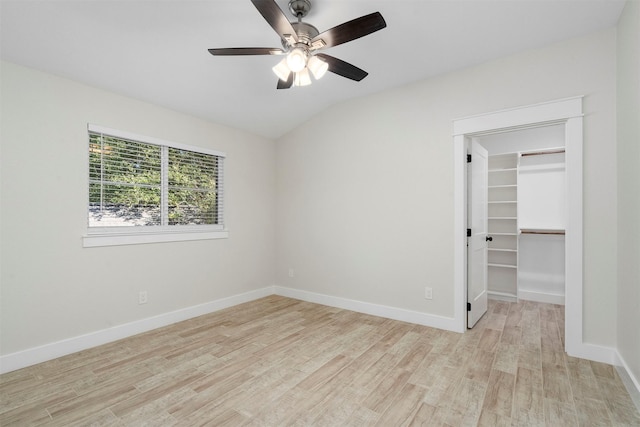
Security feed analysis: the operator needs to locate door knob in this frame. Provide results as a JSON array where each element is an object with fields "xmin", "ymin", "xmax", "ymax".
[{"xmin": 486, "ymin": 236, "xmax": 493, "ymax": 242}]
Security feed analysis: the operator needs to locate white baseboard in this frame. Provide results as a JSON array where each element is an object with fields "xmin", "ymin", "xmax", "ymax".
[
  {"xmin": 518, "ymin": 289, "xmax": 565, "ymax": 305},
  {"xmin": 567, "ymin": 341, "xmax": 619, "ymax": 366},
  {"xmin": 615, "ymin": 351, "xmax": 640, "ymax": 412},
  {"xmin": 272, "ymin": 286, "xmax": 460, "ymax": 332},
  {"xmin": 488, "ymin": 291, "xmax": 518, "ymax": 303},
  {"xmin": 0, "ymin": 287, "xmax": 275, "ymax": 374}
]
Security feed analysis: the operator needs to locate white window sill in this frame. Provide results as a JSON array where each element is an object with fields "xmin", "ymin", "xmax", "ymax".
[{"xmin": 83, "ymin": 229, "xmax": 229, "ymax": 248}]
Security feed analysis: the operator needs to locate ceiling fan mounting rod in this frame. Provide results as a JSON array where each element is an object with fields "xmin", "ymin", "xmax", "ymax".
[{"xmin": 288, "ymin": 0, "xmax": 311, "ymax": 19}]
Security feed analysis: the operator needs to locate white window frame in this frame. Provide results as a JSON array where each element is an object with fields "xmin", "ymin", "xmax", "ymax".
[{"xmin": 83, "ymin": 124, "xmax": 228, "ymax": 247}]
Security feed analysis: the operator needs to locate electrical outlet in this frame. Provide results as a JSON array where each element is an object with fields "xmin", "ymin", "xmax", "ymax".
[
  {"xmin": 288, "ymin": 268, "xmax": 295, "ymax": 278},
  {"xmin": 138, "ymin": 291, "xmax": 148, "ymax": 305},
  {"xmin": 424, "ymin": 287, "xmax": 433, "ymax": 300}
]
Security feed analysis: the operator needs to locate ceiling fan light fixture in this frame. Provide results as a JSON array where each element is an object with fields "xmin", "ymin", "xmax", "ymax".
[
  {"xmin": 294, "ymin": 68, "xmax": 312, "ymax": 86},
  {"xmin": 272, "ymin": 58, "xmax": 291, "ymax": 81},
  {"xmin": 286, "ymin": 47, "xmax": 308, "ymax": 73},
  {"xmin": 307, "ymin": 55, "xmax": 328, "ymax": 80}
]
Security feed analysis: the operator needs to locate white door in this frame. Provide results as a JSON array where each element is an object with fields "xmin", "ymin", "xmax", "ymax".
[{"xmin": 468, "ymin": 140, "xmax": 489, "ymax": 328}]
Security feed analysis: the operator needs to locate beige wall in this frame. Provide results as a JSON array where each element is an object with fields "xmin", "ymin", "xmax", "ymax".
[
  {"xmin": 0, "ymin": 62, "xmax": 277, "ymax": 355},
  {"xmin": 617, "ymin": 0, "xmax": 640, "ymax": 386},
  {"xmin": 276, "ymin": 28, "xmax": 618, "ymax": 345},
  {"xmin": 0, "ymin": 24, "xmax": 624, "ymax": 366}
]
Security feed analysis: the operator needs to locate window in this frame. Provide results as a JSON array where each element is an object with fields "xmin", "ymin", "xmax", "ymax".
[{"xmin": 84, "ymin": 124, "xmax": 227, "ymax": 247}]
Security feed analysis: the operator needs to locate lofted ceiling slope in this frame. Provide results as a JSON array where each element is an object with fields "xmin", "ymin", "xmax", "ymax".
[{"xmin": 0, "ymin": 0, "xmax": 626, "ymax": 139}]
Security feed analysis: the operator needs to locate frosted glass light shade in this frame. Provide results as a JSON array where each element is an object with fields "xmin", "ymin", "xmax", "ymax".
[
  {"xmin": 293, "ymin": 68, "xmax": 312, "ymax": 86},
  {"xmin": 307, "ymin": 55, "xmax": 328, "ymax": 80},
  {"xmin": 272, "ymin": 58, "xmax": 291, "ymax": 81},
  {"xmin": 286, "ymin": 48, "xmax": 308, "ymax": 73}
]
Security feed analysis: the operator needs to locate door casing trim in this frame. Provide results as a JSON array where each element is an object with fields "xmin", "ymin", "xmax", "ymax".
[{"xmin": 453, "ymin": 96, "xmax": 590, "ymax": 359}]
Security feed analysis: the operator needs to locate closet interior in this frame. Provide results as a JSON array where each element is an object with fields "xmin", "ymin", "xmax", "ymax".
[{"xmin": 477, "ymin": 124, "xmax": 566, "ymax": 304}]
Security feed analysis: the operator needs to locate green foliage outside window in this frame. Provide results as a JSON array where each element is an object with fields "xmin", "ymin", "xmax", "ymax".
[{"xmin": 89, "ymin": 132, "xmax": 220, "ymax": 227}]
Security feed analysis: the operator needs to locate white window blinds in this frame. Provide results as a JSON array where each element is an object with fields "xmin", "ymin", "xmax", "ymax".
[{"xmin": 88, "ymin": 125, "xmax": 225, "ymax": 231}]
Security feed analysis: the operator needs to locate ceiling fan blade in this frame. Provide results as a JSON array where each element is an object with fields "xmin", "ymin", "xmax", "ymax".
[
  {"xmin": 277, "ymin": 74, "xmax": 294, "ymax": 89},
  {"xmin": 208, "ymin": 47, "xmax": 285, "ymax": 56},
  {"xmin": 251, "ymin": 0, "xmax": 298, "ymax": 44},
  {"xmin": 315, "ymin": 54, "xmax": 368, "ymax": 81},
  {"xmin": 310, "ymin": 12, "xmax": 386, "ymax": 50}
]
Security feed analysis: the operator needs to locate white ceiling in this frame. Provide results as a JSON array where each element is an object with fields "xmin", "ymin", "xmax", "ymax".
[{"xmin": 0, "ymin": 0, "xmax": 625, "ymax": 139}]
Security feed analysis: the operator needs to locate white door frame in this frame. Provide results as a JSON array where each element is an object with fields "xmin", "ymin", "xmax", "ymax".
[{"xmin": 452, "ymin": 96, "xmax": 590, "ymax": 359}]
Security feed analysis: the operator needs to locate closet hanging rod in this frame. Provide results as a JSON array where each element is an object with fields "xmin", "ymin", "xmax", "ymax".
[
  {"xmin": 520, "ymin": 228, "xmax": 565, "ymax": 235},
  {"xmin": 521, "ymin": 149, "xmax": 565, "ymax": 157}
]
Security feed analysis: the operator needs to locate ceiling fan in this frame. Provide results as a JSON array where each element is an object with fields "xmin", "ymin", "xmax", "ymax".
[{"xmin": 208, "ymin": 0, "xmax": 387, "ymax": 89}]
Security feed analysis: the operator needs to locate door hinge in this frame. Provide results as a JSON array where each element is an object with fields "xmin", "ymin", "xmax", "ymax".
[
  {"xmin": 467, "ymin": 302, "xmax": 471, "ymax": 312},
  {"xmin": 467, "ymin": 228, "xmax": 472, "ymax": 237},
  {"xmin": 467, "ymin": 154, "xmax": 472, "ymax": 163}
]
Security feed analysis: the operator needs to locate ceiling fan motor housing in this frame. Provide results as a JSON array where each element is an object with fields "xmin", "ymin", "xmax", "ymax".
[{"xmin": 281, "ymin": 21, "xmax": 319, "ymax": 49}]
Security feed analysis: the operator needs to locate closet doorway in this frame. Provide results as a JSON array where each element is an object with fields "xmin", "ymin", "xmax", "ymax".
[
  {"xmin": 452, "ymin": 97, "xmax": 584, "ymax": 358},
  {"xmin": 476, "ymin": 125, "xmax": 566, "ymax": 306}
]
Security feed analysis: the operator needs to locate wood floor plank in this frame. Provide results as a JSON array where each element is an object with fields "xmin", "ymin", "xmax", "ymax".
[
  {"xmin": 295, "ymin": 354, "xmax": 352, "ymax": 391},
  {"xmin": 481, "ymin": 369, "xmax": 515, "ymax": 418},
  {"xmin": 597, "ymin": 375, "xmax": 640, "ymax": 426},
  {"xmin": 518, "ymin": 346, "xmax": 542, "ymax": 372},
  {"xmin": 348, "ymin": 352, "xmax": 402, "ymax": 400},
  {"xmin": 408, "ymin": 350, "xmax": 447, "ymax": 388},
  {"xmin": 505, "ymin": 304, "xmax": 524, "ymax": 328},
  {"xmin": 118, "ymin": 386, "xmax": 195, "ymax": 426},
  {"xmin": 1, "ymin": 407, "xmax": 52, "ymax": 426},
  {"xmin": 465, "ymin": 348, "xmax": 497, "ymax": 383},
  {"xmin": 500, "ymin": 324, "xmax": 523, "ymax": 345},
  {"xmin": 1, "ymin": 295, "xmax": 639, "ymax": 427},
  {"xmin": 491, "ymin": 301, "xmax": 511, "ymax": 315},
  {"xmin": 396, "ymin": 341, "xmax": 433, "ymax": 372},
  {"xmin": 374, "ymin": 382, "xmax": 426, "ymax": 426},
  {"xmin": 299, "ymin": 389, "xmax": 359, "ymax": 425},
  {"xmin": 445, "ymin": 377, "xmax": 487, "ymax": 426},
  {"xmin": 565, "ymin": 355, "xmax": 604, "ymax": 402},
  {"xmin": 45, "ymin": 378, "xmax": 142, "ymax": 425},
  {"xmin": 224, "ymin": 362, "xmax": 306, "ymax": 418},
  {"xmin": 363, "ymin": 368, "xmax": 413, "ymax": 414},
  {"xmin": 407, "ymin": 401, "xmax": 438, "ymax": 426},
  {"xmin": 345, "ymin": 406, "xmax": 380, "ymax": 425},
  {"xmin": 512, "ymin": 367, "xmax": 544, "ymax": 426},
  {"xmin": 447, "ymin": 342, "xmax": 477, "ymax": 369},
  {"xmin": 573, "ymin": 397, "xmax": 613, "ymax": 426},
  {"xmin": 178, "ymin": 394, "xmax": 249, "ymax": 426},
  {"xmin": 493, "ymin": 342, "xmax": 520, "ymax": 374},
  {"xmin": 477, "ymin": 408, "xmax": 512, "ymax": 426},
  {"xmin": 422, "ymin": 364, "xmax": 465, "ymax": 408},
  {"xmin": 243, "ymin": 388, "xmax": 309, "ymax": 426},
  {"xmin": 0, "ymin": 377, "xmax": 79, "ymax": 415},
  {"xmin": 478, "ymin": 328, "xmax": 502, "ymax": 353},
  {"xmin": 541, "ymin": 357, "xmax": 573, "ymax": 403},
  {"xmin": 64, "ymin": 408, "xmax": 121, "ymax": 427},
  {"xmin": 543, "ymin": 397, "xmax": 578, "ymax": 426},
  {"xmin": 485, "ymin": 312, "xmax": 507, "ymax": 331},
  {"xmin": 165, "ymin": 371, "xmax": 253, "ymax": 420},
  {"xmin": 110, "ymin": 368, "xmax": 207, "ymax": 418}
]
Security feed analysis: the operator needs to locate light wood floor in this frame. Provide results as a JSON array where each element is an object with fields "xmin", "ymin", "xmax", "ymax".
[{"xmin": 1, "ymin": 296, "xmax": 639, "ymax": 426}]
